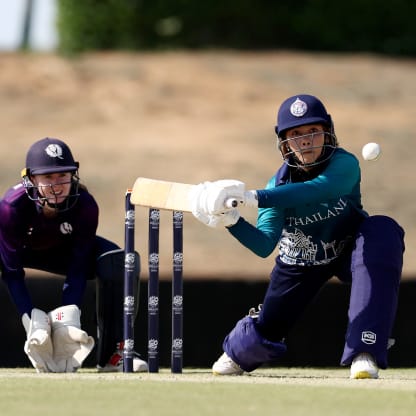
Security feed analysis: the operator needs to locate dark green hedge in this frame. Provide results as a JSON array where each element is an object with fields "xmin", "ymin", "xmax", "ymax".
[{"xmin": 57, "ymin": 0, "xmax": 415, "ymax": 56}]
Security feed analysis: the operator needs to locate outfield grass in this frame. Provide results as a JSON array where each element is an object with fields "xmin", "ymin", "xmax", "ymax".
[{"xmin": 0, "ymin": 368, "xmax": 415, "ymax": 416}]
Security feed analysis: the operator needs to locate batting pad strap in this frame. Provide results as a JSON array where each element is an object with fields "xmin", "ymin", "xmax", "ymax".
[{"xmin": 223, "ymin": 316, "xmax": 287, "ymax": 372}]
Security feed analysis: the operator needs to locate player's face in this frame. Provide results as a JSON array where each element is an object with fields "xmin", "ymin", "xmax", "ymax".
[
  {"xmin": 285, "ymin": 124, "xmax": 326, "ymax": 168},
  {"xmin": 31, "ymin": 172, "xmax": 73, "ymax": 205}
]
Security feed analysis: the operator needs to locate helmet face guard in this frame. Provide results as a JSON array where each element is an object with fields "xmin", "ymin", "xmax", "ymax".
[
  {"xmin": 22, "ymin": 137, "xmax": 81, "ymax": 212},
  {"xmin": 275, "ymin": 95, "xmax": 338, "ymax": 168},
  {"xmin": 278, "ymin": 131, "xmax": 338, "ymax": 169},
  {"xmin": 22, "ymin": 174, "xmax": 81, "ymax": 212}
]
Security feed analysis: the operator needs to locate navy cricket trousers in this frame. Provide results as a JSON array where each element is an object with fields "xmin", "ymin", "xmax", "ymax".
[{"xmin": 256, "ymin": 215, "xmax": 405, "ymax": 368}]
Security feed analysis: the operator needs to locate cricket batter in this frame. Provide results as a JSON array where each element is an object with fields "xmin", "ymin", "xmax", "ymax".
[
  {"xmin": 0, "ymin": 137, "xmax": 147, "ymax": 373},
  {"xmin": 190, "ymin": 94, "xmax": 405, "ymax": 379}
]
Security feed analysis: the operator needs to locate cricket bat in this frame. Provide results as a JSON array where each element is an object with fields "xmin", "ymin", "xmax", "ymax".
[{"xmin": 130, "ymin": 177, "xmax": 239, "ymax": 212}]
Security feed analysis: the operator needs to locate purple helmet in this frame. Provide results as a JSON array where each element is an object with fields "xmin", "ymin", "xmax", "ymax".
[
  {"xmin": 274, "ymin": 95, "xmax": 338, "ymax": 168},
  {"xmin": 21, "ymin": 138, "xmax": 80, "ymax": 212}
]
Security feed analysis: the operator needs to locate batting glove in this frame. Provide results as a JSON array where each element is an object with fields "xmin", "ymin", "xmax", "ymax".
[{"xmin": 189, "ymin": 180, "xmax": 245, "ymax": 215}]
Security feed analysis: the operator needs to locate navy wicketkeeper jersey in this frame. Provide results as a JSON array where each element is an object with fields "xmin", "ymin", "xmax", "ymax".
[
  {"xmin": 0, "ymin": 183, "xmax": 99, "ymax": 314},
  {"xmin": 228, "ymin": 148, "xmax": 368, "ymax": 265}
]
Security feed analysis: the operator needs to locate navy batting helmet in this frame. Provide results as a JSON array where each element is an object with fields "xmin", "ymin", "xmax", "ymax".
[
  {"xmin": 275, "ymin": 94, "xmax": 333, "ymax": 138},
  {"xmin": 23, "ymin": 137, "xmax": 79, "ymax": 176},
  {"xmin": 21, "ymin": 138, "xmax": 80, "ymax": 212},
  {"xmin": 275, "ymin": 95, "xmax": 338, "ymax": 168}
]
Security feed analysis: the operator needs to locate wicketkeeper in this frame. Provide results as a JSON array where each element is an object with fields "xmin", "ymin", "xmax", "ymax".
[
  {"xmin": 0, "ymin": 137, "xmax": 147, "ymax": 373},
  {"xmin": 190, "ymin": 94, "xmax": 405, "ymax": 379}
]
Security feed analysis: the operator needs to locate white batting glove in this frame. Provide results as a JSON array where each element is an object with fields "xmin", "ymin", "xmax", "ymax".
[
  {"xmin": 243, "ymin": 190, "xmax": 258, "ymax": 208},
  {"xmin": 218, "ymin": 209, "xmax": 240, "ymax": 227},
  {"xmin": 191, "ymin": 205, "xmax": 223, "ymax": 228},
  {"xmin": 189, "ymin": 179, "xmax": 245, "ymax": 215},
  {"xmin": 192, "ymin": 208, "xmax": 240, "ymax": 229},
  {"xmin": 207, "ymin": 179, "xmax": 245, "ymax": 214},
  {"xmin": 49, "ymin": 305, "xmax": 95, "ymax": 373},
  {"xmin": 22, "ymin": 309, "xmax": 58, "ymax": 373}
]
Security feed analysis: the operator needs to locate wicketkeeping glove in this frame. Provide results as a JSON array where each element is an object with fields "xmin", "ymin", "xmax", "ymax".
[
  {"xmin": 49, "ymin": 305, "xmax": 95, "ymax": 373},
  {"xmin": 22, "ymin": 308, "xmax": 58, "ymax": 373}
]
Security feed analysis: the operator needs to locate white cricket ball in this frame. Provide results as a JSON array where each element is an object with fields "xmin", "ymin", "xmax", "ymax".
[{"xmin": 361, "ymin": 142, "xmax": 381, "ymax": 161}]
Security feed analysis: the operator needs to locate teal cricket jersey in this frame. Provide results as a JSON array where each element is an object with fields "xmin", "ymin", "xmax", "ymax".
[{"xmin": 228, "ymin": 148, "xmax": 368, "ymax": 265}]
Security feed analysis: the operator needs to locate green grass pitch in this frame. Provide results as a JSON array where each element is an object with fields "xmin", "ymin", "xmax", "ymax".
[{"xmin": 1, "ymin": 368, "xmax": 415, "ymax": 416}]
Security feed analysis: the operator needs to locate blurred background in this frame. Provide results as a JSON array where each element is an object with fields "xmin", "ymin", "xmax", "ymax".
[
  {"xmin": 0, "ymin": 0, "xmax": 414, "ymax": 279},
  {"xmin": 1, "ymin": 0, "xmax": 415, "ymax": 368}
]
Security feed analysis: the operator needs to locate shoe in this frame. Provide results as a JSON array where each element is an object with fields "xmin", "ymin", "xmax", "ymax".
[
  {"xmin": 212, "ymin": 352, "xmax": 243, "ymax": 375},
  {"xmin": 350, "ymin": 353, "xmax": 379, "ymax": 379},
  {"xmin": 97, "ymin": 344, "xmax": 148, "ymax": 373}
]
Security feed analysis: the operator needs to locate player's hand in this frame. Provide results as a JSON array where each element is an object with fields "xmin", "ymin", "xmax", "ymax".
[
  {"xmin": 192, "ymin": 208, "xmax": 240, "ymax": 228},
  {"xmin": 218, "ymin": 209, "xmax": 240, "ymax": 227},
  {"xmin": 189, "ymin": 179, "xmax": 245, "ymax": 215},
  {"xmin": 22, "ymin": 308, "xmax": 58, "ymax": 373},
  {"xmin": 49, "ymin": 305, "xmax": 95, "ymax": 373}
]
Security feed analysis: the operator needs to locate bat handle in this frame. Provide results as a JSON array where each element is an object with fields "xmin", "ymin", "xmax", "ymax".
[{"xmin": 225, "ymin": 198, "xmax": 240, "ymax": 209}]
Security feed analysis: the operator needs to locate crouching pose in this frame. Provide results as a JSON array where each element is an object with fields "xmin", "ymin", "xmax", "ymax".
[
  {"xmin": 190, "ymin": 94, "xmax": 405, "ymax": 379},
  {"xmin": 0, "ymin": 137, "xmax": 147, "ymax": 373}
]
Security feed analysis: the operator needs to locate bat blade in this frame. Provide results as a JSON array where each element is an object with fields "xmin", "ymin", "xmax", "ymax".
[{"xmin": 130, "ymin": 177, "xmax": 195, "ymax": 211}]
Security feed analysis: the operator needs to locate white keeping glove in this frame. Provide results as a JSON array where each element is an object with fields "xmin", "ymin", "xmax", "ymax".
[
  {"xmin": 189, "ymin": 179, "xmax": 245, "ymax": 215},
  {"xmin": 49, "ymin": 305, "xmax": 95, "ymax": 373},
  {"xmin": 22, "ymin": 309, "xmax": 58, "ymax": 373}
]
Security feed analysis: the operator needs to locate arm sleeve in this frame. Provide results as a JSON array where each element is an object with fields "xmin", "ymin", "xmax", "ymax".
[
  {"xmin": 227, "ymin": 209, "xmax": 284, "ymax": 258},
  {"xmin": 256, "ymin": 152, "xmax": 360, "ymax": 209},
  {"xmin": 0, "ymin": 201, "xmax": 33, "ymax": 315},
  {"xmin": 227, "ymin": 151, "xmax": 360, "ymax": 258},
  {"xmin": 227, "ymin": 176, "xmax": 284, "ymax": 258},
  {"xmin": 61, "ymin": 196, "xmax": 99, "ymax": 307}
]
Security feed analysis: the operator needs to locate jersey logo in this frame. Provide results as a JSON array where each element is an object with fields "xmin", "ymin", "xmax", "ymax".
[
  {"xmin": 361, "ymin": 331, "xmax": 376, "ymax": 345},
  {"xmin": 45, "ymin": 144, "xmax": 64, "ymax": 159},
  {"xmin": 290, "ymin": 98, "xmax": 308, "ymax": 117},
  {"xmin": 279, "ymin": 228, "xmax": 318, "ymax": 265},
  {"xmin": 60, "ymin": 222, "xmax": 73, "ymax": 234}
]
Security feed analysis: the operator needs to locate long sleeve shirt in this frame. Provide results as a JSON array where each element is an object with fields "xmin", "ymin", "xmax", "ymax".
[
  {"xmin": 0, "ymin": 183, "xmax": 99, "ymax": 314},
  {"xmin": 228, "ymin": 148, "xmax": 368, "ymax": 265}
]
